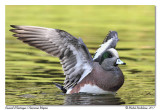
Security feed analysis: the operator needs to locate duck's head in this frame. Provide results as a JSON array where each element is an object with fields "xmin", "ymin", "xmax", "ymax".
[{"xmin": 99, "ymin": 48, "xmax": 126, "ymax": 70}]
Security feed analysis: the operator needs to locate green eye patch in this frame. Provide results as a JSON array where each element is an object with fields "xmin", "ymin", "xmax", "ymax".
[{"xmin": 99, "ymin": 51, "xmax": 112, "ymax": 65}]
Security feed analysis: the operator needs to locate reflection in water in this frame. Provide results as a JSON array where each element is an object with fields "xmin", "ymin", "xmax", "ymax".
[
  {"xmin": 64, "ymin": 93, "xmax": 125, "ymax": 105},
  {"xmin": 128, "ymin": 69, "xmax": 142, "ymax": 74},
  {"xmin": 35, "ymin": 59, "xmax": 60, "ymax": 65}
]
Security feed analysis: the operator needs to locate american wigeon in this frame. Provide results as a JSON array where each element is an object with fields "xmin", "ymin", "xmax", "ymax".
[{"xmin": 10, "ymin": 25, "xmax": 126, "ymax": 95}]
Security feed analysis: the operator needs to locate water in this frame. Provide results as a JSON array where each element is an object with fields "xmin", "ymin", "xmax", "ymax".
[{"xmin": 5, "ymin": 5, "xmax": 155, "ymax": 105}]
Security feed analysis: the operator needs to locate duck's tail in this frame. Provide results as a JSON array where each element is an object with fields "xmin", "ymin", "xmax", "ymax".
[{"xmin": 53, "ymin": 82, "xmax": 67, "ymax": 93}]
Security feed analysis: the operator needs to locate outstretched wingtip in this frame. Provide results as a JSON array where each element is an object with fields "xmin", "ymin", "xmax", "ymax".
[
  {"xmin": 108, "ymin": 30, "xmax": 118, "ymax": 38},
  {"xmin": 103, "ymin": 30, "xmax": 118, "ymax": 43},
  {"xmin": 10, "ymin": 25, "xmax": 21, "ymax": 29},
  {"xmin": 10, "ymin": 25, "xmax": 16, "ymax": 28},
  {"xmin": 9, "ymin": 29, "xmax": 15, "ymax": 32}
]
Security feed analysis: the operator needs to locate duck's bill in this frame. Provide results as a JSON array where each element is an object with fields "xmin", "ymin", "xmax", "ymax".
[{"xmin": 116, "ymin": 58, "xmax": 126, "ymax": 65}]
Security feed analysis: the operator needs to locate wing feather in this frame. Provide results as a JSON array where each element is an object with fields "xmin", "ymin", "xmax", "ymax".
[
  {"xmin": 10, "ymin": 25, "xmax": 93, "ymax": 89},
  {"xmin": 93, "ymin": 31, "xmax": 119, "ymax": 62}
]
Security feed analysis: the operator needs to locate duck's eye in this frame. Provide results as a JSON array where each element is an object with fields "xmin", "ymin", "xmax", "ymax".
[{"xmin": 108, "ymin": 54, "xmax": 112, "ymax": 58}]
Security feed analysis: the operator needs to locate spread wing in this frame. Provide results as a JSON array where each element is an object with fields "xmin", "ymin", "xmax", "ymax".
[
  {"xmin": 10, "ymin": 25, "xmax": 93, "ymax": 89},
  {"xmin": 93, "ymin": 31, "xmax": 119, "ymax": 62}
]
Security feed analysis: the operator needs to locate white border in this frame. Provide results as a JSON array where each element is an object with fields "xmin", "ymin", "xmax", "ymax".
[
  {"xmin": 0, "ymin": 0, "xmax": 5, "ymax": 109},
  {"xmin": 1, "ymin": 0, "xmax": 160, "ymax": 110},
  {"xmin": 3, "ymin": 0, "xmax": 158, "ymax": 5}
]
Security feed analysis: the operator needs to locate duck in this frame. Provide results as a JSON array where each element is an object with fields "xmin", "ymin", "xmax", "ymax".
[{"xmin": 10, "ymin": 25, "xmax": 126, "ymax": 95}]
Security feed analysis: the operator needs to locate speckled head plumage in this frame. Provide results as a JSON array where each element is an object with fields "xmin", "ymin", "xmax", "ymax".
[{"xmin": 99, "ymin": 48, "xmax": 126, "ymax": 71}]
